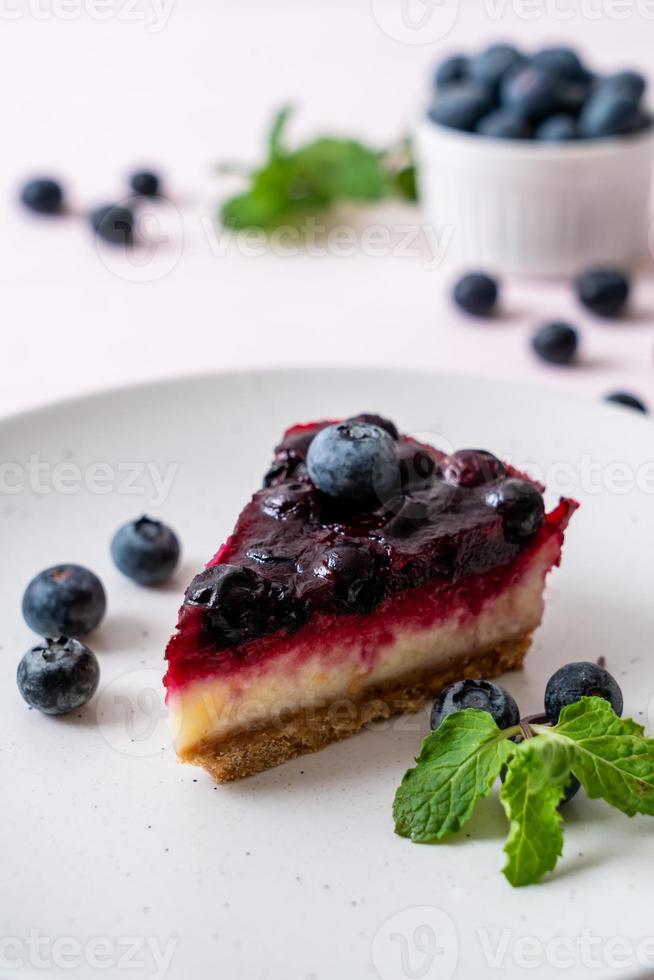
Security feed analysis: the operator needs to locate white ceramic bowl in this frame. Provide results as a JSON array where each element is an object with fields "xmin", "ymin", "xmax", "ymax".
[{"xmin": 414, "ymin": 118, "xmax": 654, "ymax": 277}]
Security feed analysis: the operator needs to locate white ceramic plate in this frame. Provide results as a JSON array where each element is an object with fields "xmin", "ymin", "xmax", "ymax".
[{"xmin": 3, "ymin": 369, "xmax": 654, "ymax": 980}]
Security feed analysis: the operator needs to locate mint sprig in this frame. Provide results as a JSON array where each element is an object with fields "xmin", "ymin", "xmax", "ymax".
[
  {"xmin": 220, "ymin": 107, "xmax": 416, "ymax": 232},
  {"xmin": 392, "ymin": 697, "xmax": 654, "ymax": 887}
]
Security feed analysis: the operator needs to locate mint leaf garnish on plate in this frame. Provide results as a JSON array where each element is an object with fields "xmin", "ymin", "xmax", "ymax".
[
  {"xmin": 533, "ymin": 697, "xmax": 654, "ymax": 817},
  {"xmin": 393, "ymin": 709, "xmax": 518, "ymax": 842},
  {"xmin": 393, "ymin": 696, "xmax": 654, "ymax": 887},
  {"xmin": 220, "ymin": 107, "xmax": 416, "ymax": 232},
  {"xmin": 500, "ymin": 737, "xmax": 571, "ymax": 887}
]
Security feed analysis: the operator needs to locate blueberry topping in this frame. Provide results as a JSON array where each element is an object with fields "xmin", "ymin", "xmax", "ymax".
[
  {"xmin": 111, "ymin": 516, "xmax": 180, "ymax": 585},
  {"xmin": 90, "ymin": 204, "xmax": 134, "ymax": 245},
  {"xmin": 186, "ymin": 564, "xmax": 271, "ymax": 646},
  {"xmin": 476, "ymin": 108, "xmax": 531, "ymax": 139},
  {"xmin": 314, "ymin": 542, "xmax": 387, "ymax": 614},
  {"xmin": 397, "ymin": 443, "xmax": 439, "ymax": 490},
  {"xmin": 346, "ymin": 413, "xmax": 399, "ymax": 440},
  {"xmin": 20, "ymin": 178, "xmax": 64, "ymax": 215},
  {"xmin": 261, "ymin": 482, "xmax": 312, "ymax": 519},
  {"xmin": 129, "ymin": 170, "xmax": 160, "ymax": 197},
  {"xmin": 307, "ymin": 422, "xmax": 399, "ymax": 503},
  {"xmin": 453, "ymin": 272, "xmax": 499, "ymax": 317},
  {"xmin": 427, "ymin": 83, "xmax": 494, "ymax": 132},
  {"xmin": 445, "ymin": 450, "xmax": 505, "ymax": 488},
  {"xmin": 485, "ymin": 479, "xmax": 545, "ymax": 542},
  {"xmin": 469, "ymin": 43, "xmax": 523, "ymax": 92},
  {"xmin": 531, "ymin": 46, "xmax": 586, "ymax": 81},
  {"xmin": 596, "ymin": 70, "xmax": 646, "ymax": 104},
  {"xmin": 22, "ymin": 564, "xmax": 106, "ymax": 638},
  {"xmin": 501, "ymin": 65, "xmax": 560, "ymax": 120},
  {"xmin": 605, "ymin": 391, "xmax": 648, "ymax": 413},
  {"xmin": 431, "ymin": 679, "xmax": 520, "ymax": 731},
  {"xmin": 17, "ymin": 636, "xmax": 100, "ymax": 715},
  {"xmin": 246, "ymin": 543, "xmax": 294, "ymax": 564},
  {"xmin": 535, "ymin": 114, "xmax": 577, "ymax": 141},
  {"xmin": 575, "ymin": 267, "xmax": 630, "ymax": 317},
  {"xmin": 544, "ymin": 661, "xmax": 623, "ymax": 724},
  {"xmin": 531, "ymin": 322, "xmax": 578, "ymax": 365},
  {"xmin": 434, "ymin": 54, "xmax": 469, "ymax": 90},
  {"xmin": 578, "ymin": 93, "xmax": 641, "ymax": 138}
]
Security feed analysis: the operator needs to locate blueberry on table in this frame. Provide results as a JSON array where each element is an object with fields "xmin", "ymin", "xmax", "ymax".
[
  {"xmin": 476, "ymin": 108, "xmax": 531, "ymax": 139},
  {"xmin": 434, "ymin": 54, "xmax": 469, "ymax": 90},
  {"xmin": 431, "ymin": 679, "xmax": 520, "ymax": 731},
  {"xmin": 444, "ymin": 449, "xmax": 505, "ymax": 488},
  {"xmin": 544, "ymin": 661, "xmax": 623, "ymax": 724},
  {"xmin": 575, "ymin": 268, "xmax": 630, "ymax": 317},
  {"xmin": 530, "ymin": 46, "xmax": 586, "ymax": 82},
  {"xmin": 17, "ymin": 636, "xmax": 100, "ymax": 715},
  {"xmin": 535, "ymin": 114, "xmax": 577, "ymax": 141},
  {"xmin": 22, "ymin": 564, "xmax": 106, "ymax": 638},
  {"xmin": 111, "ymin": 516, "xmax": 180, "ymax": 585},
  {"xmin": 427, "ymin": 83, "xmax": 494, "ymax": 132},
  {"xmin": 89, "ymin": 204, "xmax": 134, "ymax": 245},
  {"xmin": 469, "ymin": 43, "xmax": 523, "ymax": 92},
  {"xmin": 129, "ymin": 170, "xmax": 161, "ymax": 197},
  {"xmin": 578, "ymin": 93, "xmax": 642, "ymax": 138},
  {"xmin": 20, "ymin": 178, "xmax": 64, "ymax": 215},
  {"xmin": 605, "ymin": 391, "xmax": 648, "ymax": 413},
  {"xmin": 532, "ymin": 322, "xmax": 578, "ymax": 365},
  {"xmin": 501, "ymin": 65, "xmax": 560, "ymax": 120},
  {"xmin": 306, "ymin": 422, "xmax": 398, "ymax": 503},
  {"xmin": 453, "ymin": 272, "xmax": 499, "ymax": 317},
  {"xmin": 485, "ymin": 479, "xmax": 545, "ymax": 542}
]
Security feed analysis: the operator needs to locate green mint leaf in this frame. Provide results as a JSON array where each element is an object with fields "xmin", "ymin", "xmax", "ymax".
[
  {"xmin": 268, "ymin": 105, "xmax": 292, "ymax": 160},
  {"xmin": 535, "ymin": 697, "xmax": 654, "ymax": 817},
  {"xmin": 289, "ymin": 138, "xmax": 389, "ymax": 202},
  {"xmin": 500, "ymin": 737, "xmax": 572, "ymax": 887},
  {"xmin": 393, "ymin": 710, "xmax": 517, "ymax": 842}
]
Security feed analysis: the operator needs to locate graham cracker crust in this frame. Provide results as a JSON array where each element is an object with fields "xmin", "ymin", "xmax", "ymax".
[{"xmin": 179, "ymin": 633, "xmax": 531, "ymax": 783}]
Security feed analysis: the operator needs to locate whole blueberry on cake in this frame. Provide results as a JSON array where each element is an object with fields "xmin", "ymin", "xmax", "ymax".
[{"xmin": 164, "ymin": 416, "xmax": 577, "ymax": 781}]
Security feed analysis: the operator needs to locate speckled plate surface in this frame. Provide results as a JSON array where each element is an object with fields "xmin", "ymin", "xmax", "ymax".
[{"xmin": 2, "ymin": 368, "xmax": 654, "ymax": 980}]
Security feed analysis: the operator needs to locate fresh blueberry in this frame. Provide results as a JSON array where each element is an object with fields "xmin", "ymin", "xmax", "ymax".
[
  {"xmin": 575, "ymin": 267, "xmax": 630, "ymax": 317},
  {"xmin": 20, "ymin": 177, "xmax": 64, "ymax": 215},
  {"xmin": 111, "ymin": 516, "xmax": 180, "ymax": 585},
  {"xmin": 532, "ymin": 322, "xmax": 578, "ymax": 365},
  {"xmin": 476, "ymin": 108, "xmax": 531, "ymax": 139},
  {"xmin": 544, "ymin": 661, "xmax": 623, "ymax": 724},
  {"xmin": 17, "ymin": 636, "xmax": 100, "ymax": 715},
  {"xmin": 501, "ymin": 65, "xmax": 560, "ymax": 120},
  {"xmin": 315, "ymin": 541, "xmax": 387, "ymax": 614},
  {"xmin": 578, "ymin": 93, "xmax": 641, "ymax": 138},
  {"xmin": 185, "ymin": 564, "xmax": 271, "ymax": 645},
  {"xmin": 428, "ymin": 83, "xmax": 494, "ymax": 132},
  {"xmin": 535, "ymin": 114, "xmax": 577, "ymax": 141},
  {"xmin": 90, "ymin": 204, "xmax": 134, "ymax": 245},
  {"xmin": 22, "ymin": 564, "xmax": 106, "ymax": 638},
  {"xmin": 129, "ymin": 170, "xmax": 160, "ymax": 197},
  {"xmin": 469, "ymin": 43, "xmax": 523, "ymax": 92},
  {"xmin": 531, "ymin": 47, "xmax": 586, "ymax": 81},
  {"xmin": 431, "ymin": 679, "xmax": 520, "ymax": 731},
  {"xmin": 346, "ymin": 413, "xmax": 399, "ymax": 440},
  {"xmin": 453, "ymin": 272, "xmax": 499, "ymax": 316},
  {"xmin": 605, "ymin": 391, "xmax": 648, "ymax": 413},
  {"xmin": 444, "ymin": 449, "xmax": 505, "ymax": 488},
  {"xmin": 596, "ymin": 70, "xmax": 646, "ymax": 104},
  {"xmin": 485, "ymin": 479, "xmax": 545, "ymax": 542},
  {"xmin": 307, "ymin": 422, "xmax": 398, "ymax": 503},
  {"xmin": 434, "ymin": 54, "xmax": 469, "ymax": 90},
  {"xmin": 556, "ymin": 80, "xmax": 593, "ymax": 115},
  {"xmin": 261, "ymin": 482, "xmax": 313, "ymax": 519}
]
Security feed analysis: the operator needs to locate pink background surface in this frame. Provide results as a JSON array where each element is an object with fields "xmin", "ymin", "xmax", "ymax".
[{"xmin": 3, "ymin": 0, "xmax": 654, "ymax": 418}]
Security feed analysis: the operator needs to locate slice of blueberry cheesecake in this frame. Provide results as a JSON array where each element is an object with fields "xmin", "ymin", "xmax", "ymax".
[{"xmin": 164, "ymin": 414, "xmax": 577, "ymax": 782}]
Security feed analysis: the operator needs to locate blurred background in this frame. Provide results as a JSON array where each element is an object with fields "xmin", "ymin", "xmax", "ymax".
[{"xmin": 4, "ymin": 0, "xmax": 654, "ymax": 417}]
